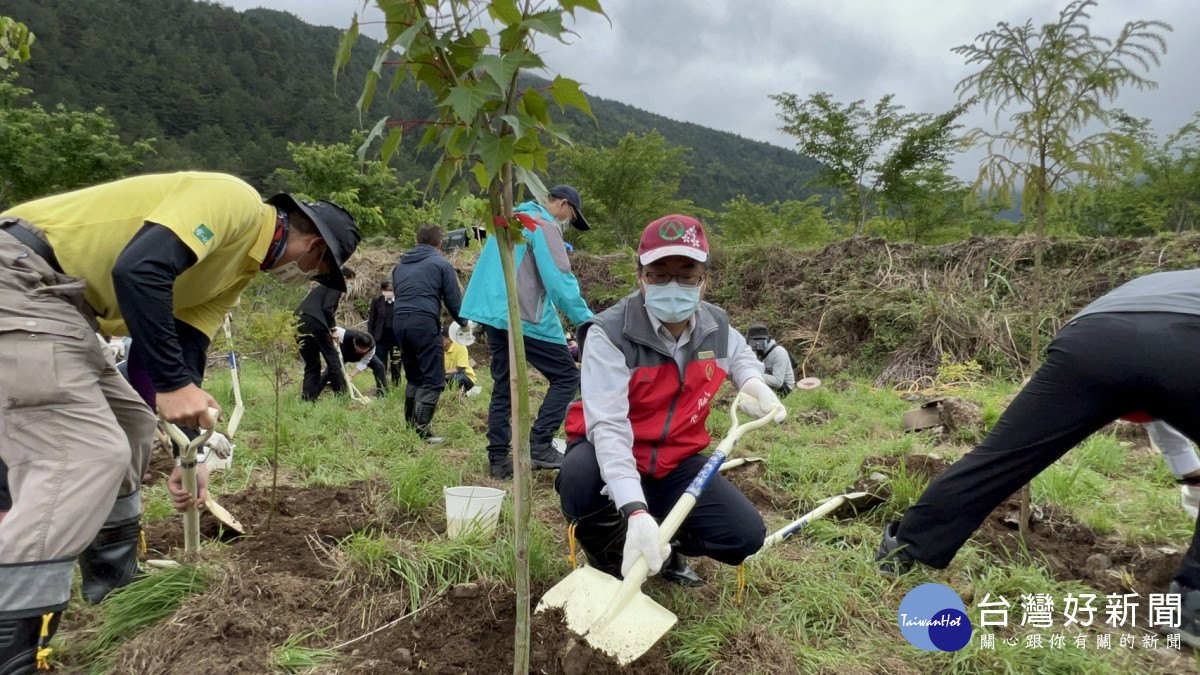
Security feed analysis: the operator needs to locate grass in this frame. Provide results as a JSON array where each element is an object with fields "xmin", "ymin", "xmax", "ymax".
[{"xmin": 111, "ymin": 358, "xmax": 1200, "ymax": 674}]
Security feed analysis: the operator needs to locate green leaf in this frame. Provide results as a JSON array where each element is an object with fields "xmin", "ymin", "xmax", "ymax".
[
  {"xmin": 521, "ymin": 89, "xmax": 550, "ymax": 126},
  {"xmin": 498, "ymin": 114, "xmax": 523, "ymax": 138},
  {"xmin": 488, "ymin": 0, "xmax": 523, "ymax": 26},
  {"xmin": 477, "ymin": 134, "xmax": 517, "ymax": 184},
  {"xmin": 476, "ymin": 54, "xmax": 517, "ymax": 92},
  {"xmin": 357, "ymin": 116, "xmax": 389, "ymax": 162},
  {"xmin": 356, "ymin": 46, "xmax": 391, "ymax": 114},
  {"xmin": 440, "ymin": 182, "xmax": 471, "ymax": 226},
  {"xmin": 513, "ymin": 165, "xmax": 548, "ymax": 204},
  {"xmin": 380, "ymin": 126, "xmax": 404, "ymax": 164},
  {"xmin": 375, "ymin": 0, "xmax": 413, "ymax": 43},
  {"xmin": 333, "ymin": 14, "xmax": 359, "ymax": 78},
  {"xmin": 442, "ymin": 84, "xmax": 490, "ymax": 122},
  {"xmin": 560, "ymin": 0, "xmax": 606, "ymax": 17},
  {"xmin": 512, "ymin": 152, "xmax": 536, "ymax": 171},
  {"xmin": 471, "ymin": 163, "xmax": 490, "ymax": 190},
  {"xmin": 520, "ymin": 11, "xmax": 566, "ymax": 40},
  {"xmin": 549, "ymin": 75, "xmax": 591, "ymax": 116}
]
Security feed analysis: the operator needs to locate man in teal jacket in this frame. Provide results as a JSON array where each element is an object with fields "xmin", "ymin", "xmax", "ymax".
[{"xmin": 461, "ymin": 185, "xmax": 594, "ymax": 479}]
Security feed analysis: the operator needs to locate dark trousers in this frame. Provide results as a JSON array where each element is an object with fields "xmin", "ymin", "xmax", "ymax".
[
  {"xmin": 556, "ymin": 440, "xmax": 765, "ymax": 565},
  {"xmin": 297, "ymin": 313, "xmax": 343, "ymax": 401},
  {"xmin": 322, "ymin": 356, "xmax": 387, "ymax": 394},
  {"xmin": 484, "ymin": 325, "xmax": 579, "ymax": 460},
  {"xmin": 379, "ymin": 332, "xmax": 402, "ymax": 385},
  {"xmin": 448, "ymin": 371, "xmax": 475, "ymax": 391},
  {"xmin": 897, "ymin": 312, "xmax": 1200, "ymax": 588},
  {"xmin": 394, "ymin": 312, "xmax": 444, "ymax": 405}
]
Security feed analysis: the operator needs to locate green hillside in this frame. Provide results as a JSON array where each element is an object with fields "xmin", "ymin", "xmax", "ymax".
[{"xmin": 6, "ymin": 0, "xmax": 823, "ymax": 209}]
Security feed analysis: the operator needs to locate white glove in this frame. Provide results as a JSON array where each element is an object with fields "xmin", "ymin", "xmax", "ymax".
[
  {"xmin": 1183, "ymin": 484, "xmax": 1200, "ymax": 520},
  {"xmin": 739, "ymin": 377, "xmax": 786, "ymax": 423},
  {"xmin": 622, "ymin": 511, "xmax": 671, "ymax": 577},
  {"xmin": 204, "ymin": 432, "xmax": 233, "ymax": 460}
]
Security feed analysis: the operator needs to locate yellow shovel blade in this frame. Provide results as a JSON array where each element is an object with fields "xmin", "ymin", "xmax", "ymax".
[
  {"xmin": 204, "ymin": 497, "xmax": 245, "ymax": 534},
  {"xmin": 536, "ymin": 566, "xmax": 677, "ymax": 665}
]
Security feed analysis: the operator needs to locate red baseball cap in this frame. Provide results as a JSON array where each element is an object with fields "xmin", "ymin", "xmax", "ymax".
[{"xmin": 638, "ymin": 215, "xmax": 709, "ymax": 265}]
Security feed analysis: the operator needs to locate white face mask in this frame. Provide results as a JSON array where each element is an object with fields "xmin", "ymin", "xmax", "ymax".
[
  {"xmin": 382, "ymin": 291, "xmax": 395, "ymax": 302},
  {"xmin": 643, "ymin": 281, "xmax": 702, "ymax": 323},
  {"xmin": 270, "ymin": 259, "xmax": 318, "ymax": 286}
]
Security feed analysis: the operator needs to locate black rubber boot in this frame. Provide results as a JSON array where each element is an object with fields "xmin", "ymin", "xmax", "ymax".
[
  {"xmin": 875, "ymin": 520, "xmax": 916, "ymax": 578},
  {"xmin": 489, "ymin": 455, "xmax": 513, "ymax": 480},
  {"xmin": 1164, "ymin": 581, "xmax": 1200, "ymax": 649},
  {"xmin": 660, "ymin": 543, "xmax": 703, "ymax": 586},
  {"xmin": 529, "ymin": 441, "xmax": 563, "ymax": 470},
  {"xmin": 414, "ymin": 401, "xmax": 445, "ymax": 444},
  {"xmin": 404, "ymin": 395, "xmax": 416, "ymax": 427},
  {"xmin": 78, "ymin": 516, "xmax": 143, "ymax": 604},
  {"xmin": 0, "ymin": 612, "xmax": 61, "ymax": 674},
  {"xmin": 570, "ymin": 508, "xmax": 627, "ymax": 579}
]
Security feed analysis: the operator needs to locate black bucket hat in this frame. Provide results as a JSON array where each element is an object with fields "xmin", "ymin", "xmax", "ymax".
[{"xmin": 267, "ymin": 194, "xmax": 360, "ymax": 291}]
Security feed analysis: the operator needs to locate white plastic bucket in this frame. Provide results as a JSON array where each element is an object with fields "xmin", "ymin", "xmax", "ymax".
[{"xmin": 444, "ymin": 486, "xmax": 505, "ymax": 538}]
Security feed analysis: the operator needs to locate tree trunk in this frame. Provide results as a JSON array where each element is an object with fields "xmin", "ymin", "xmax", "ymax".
[
  {"xmin": 494, "ymin": 164, "xmax": 532, "ymax": 675},
  {"xmin": 1020, "ymin": 163, "xmax": 1048, "ymax": 536}
]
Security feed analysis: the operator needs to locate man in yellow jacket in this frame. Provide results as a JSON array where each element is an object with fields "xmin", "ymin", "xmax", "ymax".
[{"xmin": 0, "ymin": 172, "xmax": 359, "ymax": 672}]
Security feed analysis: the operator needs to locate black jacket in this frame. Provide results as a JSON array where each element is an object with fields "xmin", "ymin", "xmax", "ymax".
[
  {"xmin": 391, "ymin": 244, "xmax": 463, "ymax": 324},
  {"xmin": 368, "ymin": 295, "xmax": 395, "ymax": 342},
  {"xmin": 338, "ymin": 328, "xmax": 375, "ymax": 364},
  {"xmin": 295, "ymin": 284, "xmax": 342, "ymax": 329}
]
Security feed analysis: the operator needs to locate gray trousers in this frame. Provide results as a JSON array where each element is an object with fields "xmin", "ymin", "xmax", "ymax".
[{"xmin": 0, "ymin": 231, "xmax": 157, "ymax": 618}]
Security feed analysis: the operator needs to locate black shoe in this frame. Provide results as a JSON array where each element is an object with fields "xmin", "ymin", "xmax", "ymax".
[
  {"xmin": 660, "ymin": 547, "xmax": 703, "ymax": 587},
  {"xmin": 79, "ymin": 517, "xmax": 143, "ymax": 604},
  {"xmin": 530, "ymin": 442, "xmax": 563, "ymax": 470},
  {"xmin": 1162, "ymin": 581, "xmax": 1200, "ymax": 649},
  {"xmin": 489, "ymin": 456, "xmax": 513, "ymax": 480},
  {"xmin": 0, "ymin": 612, "xmax": 61, "ymax": 674},
  {"xmin": 876, "ymin": 520, "xmax": 916, "ymax": 578}
]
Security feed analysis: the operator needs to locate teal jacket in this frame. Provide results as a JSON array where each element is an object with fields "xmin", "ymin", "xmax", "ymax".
[{"xmin": 460, "ymin": 200, "xmax": 593, "ymax": 344}]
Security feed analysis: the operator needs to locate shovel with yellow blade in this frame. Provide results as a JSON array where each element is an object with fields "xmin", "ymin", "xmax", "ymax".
[{"xmin": 536, "ymin": 393, "xmax": 783, "ymax": 665}]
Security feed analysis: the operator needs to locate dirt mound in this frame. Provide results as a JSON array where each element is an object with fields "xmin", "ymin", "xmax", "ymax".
[{"xmin": 723, "ymin": 460, "xmax": 795, "ymax": 512}]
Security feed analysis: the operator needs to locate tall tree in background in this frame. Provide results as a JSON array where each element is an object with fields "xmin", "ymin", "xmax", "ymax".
[
  {"xmin": 337, "ymin": 2, "xmax": 603, "ymax": 671},
  {"xmin": 1, "ymin": 15, "xmax": 33, "ymax": 70},
  {"xmin": 771, "ymin": 92, "xmax": 967, "ymax": 236},
  {"xmin": 554, "ymin": 130, "xmax": 690, "ymax": 248},
  {"xmin": 954, "ymin": 0, "xmax": 1170, "ymax": 532},
  {"xmin": 269, "ymin": 138, "xmax": 429, "ymax": 241},
  {"xmin": 0, "ymin": 76, "xmax": 153, "ymax": 208}
]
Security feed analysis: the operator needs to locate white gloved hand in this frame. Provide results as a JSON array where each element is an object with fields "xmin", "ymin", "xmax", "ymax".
[
  {"xmin": 1183, "ymin": 484, "xmax": 1200, "ymax": 519},
  {"xmin": 205, "ymin": 432, "xmax": 233, "ymax": 460},
  {"xmin": 622, "ymin": 511, "xmax": 671, "ymax": 577},
  {"xmin": 738, "ymin": 377, "xmax": 786, "ymax": 423}
]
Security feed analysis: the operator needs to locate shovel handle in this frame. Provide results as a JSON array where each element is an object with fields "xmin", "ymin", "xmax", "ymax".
[
  {"xmin": 760, "ymin": 496, "xmax": 846, "ymax": 550},
  {"xmin": 591, "ymin": 394, "xmax": 782, "ymax": 631},
  {"xmin": 161, "ymin": 408, "xmax": 219, "ymax": 553}
]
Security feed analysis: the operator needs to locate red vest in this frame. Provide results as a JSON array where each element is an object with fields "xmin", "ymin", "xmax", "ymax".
[{"xmin": 565, "ymin": 292, "xmax": 731, "ymax": 478}]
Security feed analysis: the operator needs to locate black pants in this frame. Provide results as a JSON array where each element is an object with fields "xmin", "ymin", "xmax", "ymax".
[
  {"xmin": 322, "ymin": 356, "xmax": 387, "ymax": 394},
  {"xmin": 297, "ymin": 313, "xmax": 343, "ymax": 401},
  {"xmin": 484, "ymin": 325, "xmax": 579, "ymax": 461},
  {"xmin": 897, "ymin": 312, "xmax": 1200, "ymax": 588},
  {"xmin": 394, "ymin": 312, "xmax": 444, "ymax": 405},
  {"xmin": 556, "ymin": 439, "xmax": 765, "ymax": 565},
  {"xmin": 447, "ymin": 371, "xmax": 475, "ymax": 391}
]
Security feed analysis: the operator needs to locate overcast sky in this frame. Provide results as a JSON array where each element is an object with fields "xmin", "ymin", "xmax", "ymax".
[{"xmin": 215, "ymin": 0, "xmax": 1198, "ymax": 178}]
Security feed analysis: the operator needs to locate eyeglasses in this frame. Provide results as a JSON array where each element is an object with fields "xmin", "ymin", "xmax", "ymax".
[{"xmin": 643, "ymin": 271, "xmax": 704, "ymax": 287}]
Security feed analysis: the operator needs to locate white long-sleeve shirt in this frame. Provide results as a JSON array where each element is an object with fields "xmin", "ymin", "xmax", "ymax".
[
  {"xmin": 332, "ymin": 326, "xmax": 375, "ymax": 373},
  {"xmin": 1144, "ymin": 420, "xmax": 1200, "ymax": 476},
  {"xmin": 581, "ymin": 311, "xmax": 765, "ymax": 510}
]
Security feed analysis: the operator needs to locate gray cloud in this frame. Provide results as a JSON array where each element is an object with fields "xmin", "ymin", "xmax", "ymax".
[{"xmin": 217, "ymin": 0, "xmax": 1199, "ymax": 179}]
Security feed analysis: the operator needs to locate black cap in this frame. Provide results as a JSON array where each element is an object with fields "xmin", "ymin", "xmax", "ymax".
[
  {"xmin": 747, "ymin": 323, "xmax": 770, "ymax": 340},
  {"xmin": 267, "ymin": 194, "xmax": 360, "ymax": 292},
  {"xmin": 548, "ymin": 184, "xmax": 589, "ymax": 231}
]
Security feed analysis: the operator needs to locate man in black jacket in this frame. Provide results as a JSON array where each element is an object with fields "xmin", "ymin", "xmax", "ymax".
[
  {"xmin": 324, "ymin": 326, "xmax": 387, "ymax": 394},
  {"xmin": 368, "ymin": 278, "xmax": 402, "ymax": 387},
  {"xmin": 392, "ymin": 225, "xmax": 464, "ymax": 442},
  {"xmin": 296, "ymin": 267, "xmax": 355, "ymax": 401}
]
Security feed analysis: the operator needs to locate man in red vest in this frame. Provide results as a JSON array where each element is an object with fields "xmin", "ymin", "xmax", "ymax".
[{"xmin": 556, "ymin": 215, "xmax": 785, "ymax": 585}]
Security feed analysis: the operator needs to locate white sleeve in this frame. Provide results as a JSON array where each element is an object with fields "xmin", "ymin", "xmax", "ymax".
[
  {"xmin": 356, "ymin": 346, "xmax": 375, "ymax": 372},
  {"xmin": 726, "ymin": 327, "xmax": 765, "ymax": 388},
  {"xmin": 1146, "ymin": 420, "xmax": 1200, "ymax": 476},
  {"xmin": 580, "ymin": 327, "xmax": 645, "ymax": 509}
]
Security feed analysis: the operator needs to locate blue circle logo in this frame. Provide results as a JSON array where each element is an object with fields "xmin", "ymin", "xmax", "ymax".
[{"xmin": 898, "ymin": 583, "xmax": 973, "ymax": 651}]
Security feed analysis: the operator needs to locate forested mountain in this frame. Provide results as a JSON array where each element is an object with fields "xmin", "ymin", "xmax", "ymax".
[{"xmin": 6, "ymin": 0, "xmax": 823, "ymax": 209}]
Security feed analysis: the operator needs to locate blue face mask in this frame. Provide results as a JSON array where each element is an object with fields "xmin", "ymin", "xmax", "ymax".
[{"xmin": 643, "ymin": 281, "xmax": 702, "ymax": 323}]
